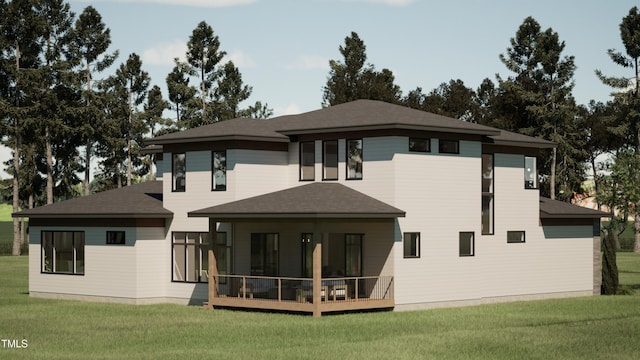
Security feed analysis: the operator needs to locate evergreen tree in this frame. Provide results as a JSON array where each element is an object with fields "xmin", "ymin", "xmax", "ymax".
[
  {"xmin": 596, "ymin": 6, "xmax": 640, "ymax": 252},
  {"xmin": 498, "ymin": 16, "xmax": 584, "ymax": 201},
  {"xmin": 166, "ymin": 57, "xmax": 196, "ymax": 127},
  {"xmin": 322, "ymin": 31, "xmax": 401, "ymax": 106},
  {"xmin": 68, "ymin": 5, "xmax": 118, "ymax": 196},
  {"xmin": 186, "ymin": 21, "xmax": 225, "ymax": 127}
]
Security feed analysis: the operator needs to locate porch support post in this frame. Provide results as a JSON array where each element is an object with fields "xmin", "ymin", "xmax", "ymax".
[
  {"xmin": 205, "ymin": 218, "xmax": 219, "ymax": 310},
  {"xmin": 312, "ymin": 222, "xmax": 322, "ymax": 318}
]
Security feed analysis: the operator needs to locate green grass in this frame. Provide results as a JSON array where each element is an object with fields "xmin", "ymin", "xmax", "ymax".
[{"xmin": 1, "ymin": 254, "xmax": 640, "ymax": 359}]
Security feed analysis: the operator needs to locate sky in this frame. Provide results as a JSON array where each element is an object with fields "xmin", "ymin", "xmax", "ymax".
[{"xmin": 1, "ymin": 0, "xmax": 639, "ymax": 178}]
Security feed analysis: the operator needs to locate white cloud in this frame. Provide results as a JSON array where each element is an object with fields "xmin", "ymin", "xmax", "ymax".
[
  {"xmin": 336, "ymin": 0, "xmax": 413, "ymax": 5},
  {"xmin": 142, "ymin": 40, "xmax": 187, "ymax": 66},
  {"xmin": 285, "ymin": 55, "xmax": 328, "ymax": 70},
  {"xmin": 223, "ymin": 50, "xmax": 256, "ymax": 68},
  {"xmin": 75, "ymin": 0, "xmax": 256, "ymax": 7},
  {"xmin": 274, "ymin": 103, "xmax": 301, "ymax": 116}
]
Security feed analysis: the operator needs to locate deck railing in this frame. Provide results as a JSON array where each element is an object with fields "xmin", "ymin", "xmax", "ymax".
[{"xmin": 215, "ymin": 275, "xmax": 394, "ymax": 304}]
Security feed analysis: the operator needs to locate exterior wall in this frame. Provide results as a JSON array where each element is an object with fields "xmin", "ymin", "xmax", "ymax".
[{"xmin": 29, "ymin": 225, "xmax": 166, "ymax": 303}]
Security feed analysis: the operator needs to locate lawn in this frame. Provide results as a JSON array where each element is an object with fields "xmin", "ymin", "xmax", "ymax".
[{"xmin": 1, "ymin": 255, "xmax": 640, "ymax": 359}]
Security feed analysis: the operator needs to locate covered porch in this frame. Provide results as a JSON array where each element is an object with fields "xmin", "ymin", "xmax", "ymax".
[{"xmin": 189, "ymin": 183, "xmax": 405, "ymax": 317}]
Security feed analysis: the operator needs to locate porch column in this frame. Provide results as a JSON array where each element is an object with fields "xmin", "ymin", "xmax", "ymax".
[
  {"xmin": 206, "ymin": 218, "xmax": 219, "ymax": 310},
  {"xmin": 312, "ymin": 223, "xmax": 323, "ymax": 318}
]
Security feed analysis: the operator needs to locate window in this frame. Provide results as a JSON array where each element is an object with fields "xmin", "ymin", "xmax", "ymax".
[
  {"xmin": 323, "ymin": 140, "xmax": 338, "ymax": 180},
  {"xmin": 213, "ymin": 232, "xmax": 232, "ymax": 283},
  {"xmin": 459, "ymin": 232, "xmax": 474, "ymax": 257},
  {"xmin": 251, "ymin": 233, "xmax": 279, "ymax": 276},
  {"xmin": 300, "ymin": 142, "xmax": 315, "ymax": 181},
  {"xmin": 409, "ymin": 138, "xmax": 430, "ymax": 152},
  {"xmin": 212, "ymin": 150, "xmax": 226, "ymax": 191},
  {"xmin": 507, "ymin": 231, "xmax": 525, "ymax": 243},
  {"xmin": 106, "ymin": 231, "xmax": 125, "ymax": 245},
  {"xmin": 172, "ymin": 153, "xmax": 186, "ymax": 192},
  {"xmin": 403, "ymin": 232, "xmax": 420, "ymax": 258},
  {"xmin": 525, "ymin": 156, "xmax": 537, "ymax": 189},
  {"xmin": 346, "ymin": 139, "xmax": 363, "ymax": 180},
  {"xmin": 482, "ymin": 154, "xmax": 494, "ymax": 235},
  {"xmin": 172, "ymin": 232, "xmax": 209, "ymax": 282},
  {"xmin": 439, "ymin": 139, "xmax": 459, "ymax": 154},
  {"xmin": 42, "ymin": 231, "xmax": 84, "ymax": 274},
  {"xmin": 345, "ymin": 234, "xmax": 363, "ymax": 276},
  {"xmin": 301, "ymin": 233, "xmax": 313, "ymax": 278}
]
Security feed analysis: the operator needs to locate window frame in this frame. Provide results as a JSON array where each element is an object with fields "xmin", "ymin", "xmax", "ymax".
[
  {"xmin": 409, "ymin": 137, "xmax": 430, "ymax": 153},
  {"xmin": 346, "ymin": 138, "xmax": 363, "ymax": 180},
  {"xmin": 439, "ymin": 139, "xmax": 460, "ymax": 154},
  {"xmin": 299, "ymin": 141, "xmax": 315, "ymax": 181},
  {"xmin": 212, "ymin": 150, "xmax": 227, "ymax": 191},
  {"xmin": 41, "ymin": 231, "xmax": 85, "ymax": 275},
  {"xmin": 507, "ymin": 231, "xmax": 526, "ymax": 244},
  {"xmin": 482, "ymin": 154, "xmax": 494, "ymax": 235},
  {"xmin": 172, "ymin": 152, "xmax": 186, "ymax": 192},
  {"xmin": 524, "ymin": 156, "xmax": 538, "ymax": 189},
  {"xmin": 106, "ymin": 231, "xmax": 126, "ymax": 245},
  {"xmin": 171, "ymin": 232, "xmax": 210, "ymax": 283},
  {"xmin": 250, "ymin": 233, "xmax": 280, "ymax": 276},
  {"xmin": 403, "ymin": 232, "xmax": 421, "ymax": 258},
  {"xmin": 322, "ymin": 140, "xmax": 339, "ymax": 181},
  {"xmin": 459, "ymin": 232, "xmax": 475, "ymax": 257}
]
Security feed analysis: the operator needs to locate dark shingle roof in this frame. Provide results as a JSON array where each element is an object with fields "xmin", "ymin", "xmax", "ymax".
[
  {"xmin": 539, "ymin": 197, "xmax": 608, "ymax": 219},
  {"xmin": 147, "ymin": 118, "xmax": 288, "ymax": 145},
  {"xmin": 13, "ymin": 181, "xmax": 172, "ymax": 218},
  {"xmin": 189, "ymin": 182, "xmax": 405, "ymax": 219},
  {"xmin": 272, "ymin": 99, "xmax": 502, "ymax": 136},
  {"xmin": 148, "ymin": 100, "xmax": 554, "ymax": 149}
]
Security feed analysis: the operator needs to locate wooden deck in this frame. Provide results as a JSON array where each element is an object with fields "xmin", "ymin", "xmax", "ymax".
[{"xmin": 205, "ymin": 275, "xmax": 394, "ymax": 315}]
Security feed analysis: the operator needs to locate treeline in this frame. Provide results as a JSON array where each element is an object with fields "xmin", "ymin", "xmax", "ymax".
[{"xmin": 0, "ymin": 0, "xmax": 270, "ymax": 255}]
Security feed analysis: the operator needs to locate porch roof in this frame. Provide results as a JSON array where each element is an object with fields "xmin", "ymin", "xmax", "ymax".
[
  {"xmin": 539, "ymin": 197, "xmax": 608, "ymax": 219},
  {"xmin": 189, "ymin": 183, "xmax": 406, "ymax": 220}
]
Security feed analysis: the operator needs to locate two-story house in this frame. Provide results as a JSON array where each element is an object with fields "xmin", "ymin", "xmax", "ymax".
[{"xmin": 16, "ymin": 100, "xmax": 605, "ymax": 317}]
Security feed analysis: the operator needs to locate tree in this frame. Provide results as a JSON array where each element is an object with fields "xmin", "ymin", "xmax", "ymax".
[
  {"xmin": 106, "ymin": 53, "xmax": 150, "ymax": 187},
  {"xmin": 141, "ymin": 85, "xmax": 168, "ymax": 179},
  {"xmin": 68, "ymin": 5, "xmax": 118, "ymax": 196},
  {"xmin": 166, "ymin": 57, "xmax": 196, "ymax": 127},
  {"xmin": 596, "ymin": 6, "xmax": 640, "ymax": 252},
  {"xmin": 498, "ymin": 16, "xmax": 584, "ymax": 201},
  {"xmin": 186, "ymin": 21, "xmax": 225, "ymax": 127},
  {"xmin": 403, "ymin": 79, "xmax": 477, "ymax": 122},
  {"xmin": 322, "ymin": 31, "xmax": 401, "ymax": 106},
  {"xmin": 1, "ymin": 0, "xmax": 43, "ymax": 255}
]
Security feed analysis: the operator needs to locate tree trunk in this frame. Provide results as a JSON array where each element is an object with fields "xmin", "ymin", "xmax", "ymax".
[
  {"xmin": 127, "ymin": 89, "xmax": 133, "ymax": 186},
  {"xmin": 635, "ymin": 213, "xmax": 640, "ymax": 253},
  {"xmin": 550, "ymin": 146, "xmax": 557, "ymax": 200},
  {"xmin": 601, "ymin": 229, "xmax": 619, "ymax": 295},
  {"xmin": 46, "ymin": 126, "xmax": 53, "ymax": 204},
  {"xmin": 84, "ymin": 140, "xmax": 91, "ymax": 196},
  {"xmin": 12, "ymin": 44, "xmax": 21, "ymax": 256}
]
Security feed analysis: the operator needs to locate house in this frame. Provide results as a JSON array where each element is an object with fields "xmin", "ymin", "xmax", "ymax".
[{"xmin": 15, "ymin": 100, "xmax": 606, "ymax": 317}]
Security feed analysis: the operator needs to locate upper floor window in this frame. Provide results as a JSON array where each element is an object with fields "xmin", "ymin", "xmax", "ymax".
[
  {"xmin": 403, "ymin": 232, "xmax": 421, "ymax": 258},
  {"xmin": 482, "ymin": 154, "xmax": 494, "ymax": 235},
  {"xmin": 42, "ymin": 231, "xmax": 85, "ymax": 275},
  {"xmin": 507, "ymin": 231, "xmax": 526, "ymax": 243},
  {"xmin": 323, "ymin": 140, "xmax": 338, "ymax": 180},
  {"xmin": 300, "ymin": 142, "xmax": 315, "ymax": 181},
  {"xmin": 212, "ymin": 150, "xmax": 226, "ymax": 191},
  {"xmin": 524, "ymin": 156, "xmax": 537, "ymax": 189},
  {"xmin": 346, "ymin": 139, "xmax": 363, "ymax": 180},
  {"xmin": 439, "ymin": 139, "xmax": 459, "ymax": 154},
  {"xmin": 409, "ymin": 137, "xmax": 430, "ymax": 152},
  {"xmin": 172, "ymin": 153, "xmax": 186, "ymax": 192}
]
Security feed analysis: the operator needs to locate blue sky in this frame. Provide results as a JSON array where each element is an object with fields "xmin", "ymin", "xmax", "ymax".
[{"xmin": 1, "ymin": 0, "xmax": 639, "ymax": 177}]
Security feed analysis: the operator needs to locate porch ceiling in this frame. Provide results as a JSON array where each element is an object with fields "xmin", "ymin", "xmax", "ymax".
[{"xmin": 188, "ymin": 183, "xmax": 405, "ymax": 220}]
